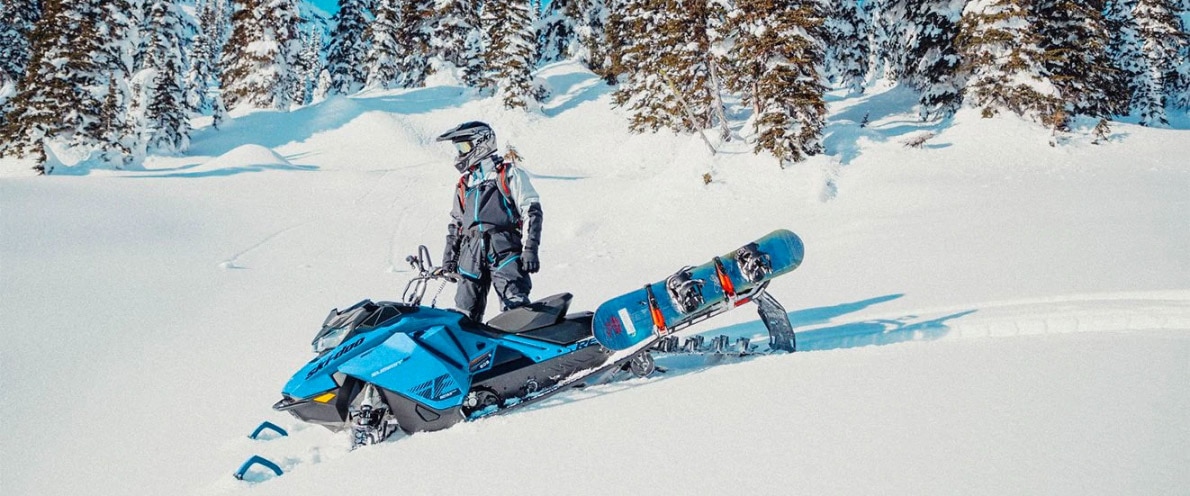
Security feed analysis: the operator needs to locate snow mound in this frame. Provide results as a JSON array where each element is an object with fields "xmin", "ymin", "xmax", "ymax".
[{"xmin": 205, "ymin": 144, "xmax": 294, "ymax": 169}]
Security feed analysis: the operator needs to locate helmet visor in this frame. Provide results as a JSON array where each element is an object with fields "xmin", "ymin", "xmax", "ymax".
[{"xmin": 453, "ymin": 140, "xmax": 473, "ymax": 155}]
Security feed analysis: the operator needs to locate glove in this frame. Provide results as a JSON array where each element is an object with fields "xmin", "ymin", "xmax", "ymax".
[
  {"xmin": 442, "ymin": 259, "xmax": 458, "ymax": 274},
  {"xmin": 521, "ymin": 249, "xmax": 540, "ymax": 274}
]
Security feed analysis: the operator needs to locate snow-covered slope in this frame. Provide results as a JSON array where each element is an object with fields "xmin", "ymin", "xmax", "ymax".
[{"xmin": 2, "ymin": 62, "xmax": 1188, "ymax": 495}]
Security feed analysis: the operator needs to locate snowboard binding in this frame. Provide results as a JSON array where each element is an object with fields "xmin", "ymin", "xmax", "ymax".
[
  {"xmin": 735, "ymin": 243, "xmax": 772, "ymax": 283},
  {"xmin": 665, "ymin": 266, "xmax": 706, "ymax": 314}
]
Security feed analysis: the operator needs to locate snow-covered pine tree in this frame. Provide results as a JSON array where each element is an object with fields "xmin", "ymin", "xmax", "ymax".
[
  {"xmin": 0, "ymin": 0, "xmax": 105, "ymax": 173},
  {"xmin": 956, "ymin": 0, "xmax": 1063, "ymax": 123},
  {"xmin": 483, "ymin": 0, "xmax": 537, "ymax": 109},
  {"xmin": 599, "ymin": 0, "xmax": 628, "ymax": 84},
  {"xmin": 901, "ymin": 0, "xmax": 965, "ymax": 119},
  {"xmin": 577, "ymin": 0, "xmax": 612, "ymax": 74},
  {"xmin": 432, "ymin": 0, "xmax": 485, "ymax": 86},
  {"xmin": 863, "ymin": 0, "xmax": 899, "ymax": 84},
  {"xmin": 613, "ymin": 0, "xmax": 722, "ymax": 134},
  {"xmin": 324, "ymin": 0, "xmax": 371, "ymax": 95},
  {"xmin": 363, "ymin": 0, "xmax": 402, "ymax": 89},
  {"xmin": 221, "ymin": 0, "xmax": 304, "ymax": 111},
  {"xmin": 393, "ymin": 0, "xmax": 437, "ymax": 87},
  {"xmin": 292, "ymin": 25, "xmax": 322, "ymax": 105},
  {"xmin": 722, "ymin": 0, "xmax": 829, "ymax": 166},
  {"xmin": 187, "ymin": 0, "xmax": 223, "ymax": 113},
  {"xmin": 0, "ymin": 0, "xmax": 43, "ymax": 91},
  {"xmin": 536, "ymin": 0, "xmax": 580, "ymax": 64},
  {"xmin": 1032, "ymin": 0, "xmax": 1119, "ymax": 125},
  {"xmin": 1106, "ymin": 0, "xmax": 1144, "ymax": 115},
  {"xmin": 1130, "ymin": 0, "xmax": 1189, "ymax": 125},
  {"xmin": 93, "ymin": 0, "xmax": 143, "ymax": 166},
  {"xmin": 1176, "ymin": 4, "xmax": 1190, "ymax": 109},
  {"xmin": 139, "ymin": 0, "xmax": 192, "ymax": 154},
  {"xmin": 822, "ymin": 0, "xmax": 870, "ymax": 95}
]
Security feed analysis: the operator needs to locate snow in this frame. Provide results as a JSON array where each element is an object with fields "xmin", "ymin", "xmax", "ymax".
[{"xmin": 2, "ymin": 61, "xmax": 1189, "ymax": 495}]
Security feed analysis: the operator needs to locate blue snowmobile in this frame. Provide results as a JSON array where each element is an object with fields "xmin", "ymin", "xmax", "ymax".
[{"xmin": 270, "ymin": 243, "xmax": 799, "ymax": 451}]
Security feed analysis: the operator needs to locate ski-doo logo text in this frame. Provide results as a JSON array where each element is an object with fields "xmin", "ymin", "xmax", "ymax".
[{"xmin": 306, "ymin": 336, "xmax": 365, "ymax": 380}]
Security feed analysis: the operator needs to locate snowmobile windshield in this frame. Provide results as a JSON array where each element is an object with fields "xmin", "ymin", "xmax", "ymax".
[
  {"xmin": 309, "ymin": 300, "xmax": 406, "ymax": 354},
  {"xmin": 312, "ymin": 326, "xmax": 349, "ymax": 354}
]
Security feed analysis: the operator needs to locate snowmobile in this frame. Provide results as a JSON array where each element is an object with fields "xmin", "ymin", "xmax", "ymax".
[
  {"xmin": 272, "ymin": 246, "xmax": 637, "ymax": 449},
  {"xmin": 269, "ymin": 242, "xmax": 799, "ymax": 451}
]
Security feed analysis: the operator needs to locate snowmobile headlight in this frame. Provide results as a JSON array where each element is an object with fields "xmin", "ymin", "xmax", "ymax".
[{"xmin": 313, "ymin": 327, "xmax": 349, "ymax": 354}]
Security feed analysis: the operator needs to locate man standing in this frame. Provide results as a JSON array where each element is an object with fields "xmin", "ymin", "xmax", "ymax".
[{"xmin": 438, "ymin": 121, "xmax": 543, "ymax": 322}]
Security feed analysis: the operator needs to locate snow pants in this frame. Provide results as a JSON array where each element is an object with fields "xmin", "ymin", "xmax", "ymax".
[{"xmin": 454, "ymin": 230, "xmax": 532, "ymax": 322}]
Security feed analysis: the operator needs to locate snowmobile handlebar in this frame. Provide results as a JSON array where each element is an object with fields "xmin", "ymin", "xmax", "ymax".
[{"xmin": 402, "ymin": 245, "xmax": 459, "ymax": 306}]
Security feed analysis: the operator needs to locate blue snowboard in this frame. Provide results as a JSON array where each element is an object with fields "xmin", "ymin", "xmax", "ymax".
[{"xmin": 593, "ymin": 229, "xmax": 805, "ymax": 351}]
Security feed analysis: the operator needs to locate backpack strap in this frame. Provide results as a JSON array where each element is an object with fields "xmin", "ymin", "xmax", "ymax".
[
  {"xmin": 495, "ymin": 160, "xmax": 512, "ymax": 199},
  {"xmin": 455, "ymin": 175, "xmax": 468, "ymax": 209}
]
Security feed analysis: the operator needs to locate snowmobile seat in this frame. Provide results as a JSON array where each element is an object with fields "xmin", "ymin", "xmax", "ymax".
[{"xmin": 486, "ymin": 293, "xmax": 572, "ymax": 334}]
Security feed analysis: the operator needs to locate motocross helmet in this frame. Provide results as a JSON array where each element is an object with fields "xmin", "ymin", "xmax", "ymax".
[{"xmin": 436, "ymin": 121, "xmax": 497, "ymax": 173}]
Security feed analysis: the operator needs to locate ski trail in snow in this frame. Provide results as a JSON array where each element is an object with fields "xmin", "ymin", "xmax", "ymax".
[{"xmin": 218, "ymin": 220, "xmax": 317, "ymax": 269}]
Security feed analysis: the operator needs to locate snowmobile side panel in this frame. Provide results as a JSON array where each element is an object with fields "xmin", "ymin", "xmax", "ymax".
[
  {"xmin": 339, "ymin": 332, "xmax": 470, "ymax": 411},
  {"xmin": 470, "ymin": 338, "xmax": 609, "ymax": 399}
]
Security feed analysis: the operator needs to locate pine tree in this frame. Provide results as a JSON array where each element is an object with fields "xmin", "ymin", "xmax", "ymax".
[
  {"xmin": 822, "ymin": 0, "xmax": 870, "ymax": 95},
  {"xmin": 1106, "ymin": 0, "xmax": 1144, "ymax": 114},
  {"xmin": 139, "ymin": 0, "xmax": 192, "ymax": 153},
  {"xmin": 292, "ymin": 25, "xmax": 322, "ymax": 105},
  {"xmin": 0, "ymin": 0, "xmax": 105, "ymax": 173},
  {"xmin": 599, "ymin": 0, "xmax": 629, "ymax": 84},
  {"xmin": 432, "ymin": 0, "xmax": 485, "ymax": 86},
  {"xmin": 324, "ymin": 0, "xmax": 371, "ymax": 95},
  {"xmin": 187, "ymin": 0, "xmax": 224, "ymax": 113},
  {"xmin": 537, "ymin": 0, "xmax": 580, "ymax": 64},
  {"xmin": 864, "ymin": 0, "xmax": 899, "ymax": 84},
  {"xmin": 363, "ymin": 0, "xmax": 403, "ymax": 89},
  {"xmin": 722, "ymin": 0, "xmax": 829, "ymax": 167},
  {"xmin": 956, "ymin": 0, "xmax": 1063, "ymax": 123},
  {"xmin": 0, "ymin": 0, "xmax": 43, "ymax": 90},
  {"xmin": 1130, "ymin": 0, "xmax": 1189, "ymax": 125},
  {"xmin": 393, "ymin": 0, "xmax": 437, "ymax": 87},
  {"xmin": 613, "ymin": 0, "xmax": 722, "ymax": 134},
  {"xmin": 903, "ymin": 0, "xmax": 965, "ymax": 119},
  {"xmin": 483, "ymin": 0, "xmax": 538, "ymax": 109},
  {"xmin": 1033, "ymin": 0, "xmax": 1119, "ymax": 125},
  {"xmin": 578, "ymin": 0, "xmax": 612, "ymax": 74},
  {"xmin": 93, "ymin": 0, "xmax": 143, "ymax": 167},
  {"xmin": 221, "ymin": 0, "xmax": 304, "ymax": 111}
]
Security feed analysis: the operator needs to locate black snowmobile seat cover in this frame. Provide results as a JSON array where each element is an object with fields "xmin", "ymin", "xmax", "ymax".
[{"xmin": 486, "ymin": 293, "xmax": 572, "ymax": 333}]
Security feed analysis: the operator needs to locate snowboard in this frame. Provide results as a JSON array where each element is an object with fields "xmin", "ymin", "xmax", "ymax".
[{"xmin": 592, "ymin": 229, "xmax": 805, "ymax": 351}]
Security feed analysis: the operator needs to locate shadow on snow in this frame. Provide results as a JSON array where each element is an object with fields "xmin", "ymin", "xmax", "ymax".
[{"xmin": 516, "ymin": 294, "xmax": 975, "ymax": 415}]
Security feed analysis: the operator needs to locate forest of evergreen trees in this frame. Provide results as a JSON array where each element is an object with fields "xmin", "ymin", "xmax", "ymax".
[{"xmin": 1, "ymin": 0, "xmax": 1187, "ymax": 173}]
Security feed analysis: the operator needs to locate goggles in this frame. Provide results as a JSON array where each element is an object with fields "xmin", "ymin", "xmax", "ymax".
[{"xmin": 453, "ymin": 140, "xmax": 473, "ymax": 155}]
